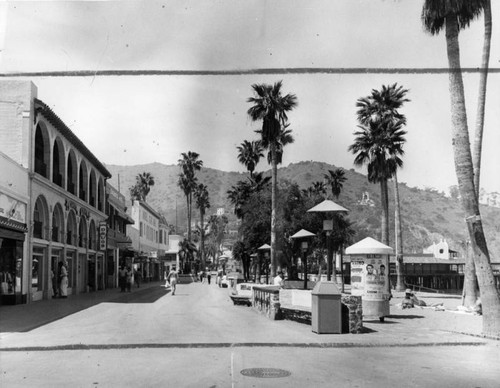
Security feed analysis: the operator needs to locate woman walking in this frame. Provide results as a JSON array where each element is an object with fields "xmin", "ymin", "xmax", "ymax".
[{"xmin": 58, "ymin": 261, "xmax": 68, "ymax": 298}]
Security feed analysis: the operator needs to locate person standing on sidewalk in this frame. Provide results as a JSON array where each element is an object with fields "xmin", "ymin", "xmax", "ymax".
[
  {"xmin": 119, "ymin": 265, "xmax": 127, "ymax": 292},
  {"xmin": 207, "ymin": 271, "xmax": 211, "ymax": 285},
  {"xmin": 134, "ymin": 268, "xmax": 141, "ymax": 288},
  {"xmin": 58, "ymin": 261, "xmax": 68, "ymax": 298},
  {"xmin": 167, "ymin": 267, "xmax": 179, "ymax": 295},
  {"xmin": 125, "ymin": 267, "xmax": 133, "ymax": 292}
]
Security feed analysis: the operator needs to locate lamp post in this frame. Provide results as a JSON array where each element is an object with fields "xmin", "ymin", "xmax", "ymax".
[
  {"xmin": 307, "ymin": 199, "xmax": 349, "ymax": 282},
  {"xmin": 290, "ymin": 229, "xmax": 315, "ymax": 290},
  {"xmin": 257, "ymin": 244, "xmax": 271, "ymax": 284}
]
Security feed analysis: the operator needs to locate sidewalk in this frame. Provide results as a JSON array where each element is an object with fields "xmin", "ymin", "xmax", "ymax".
[{"xmin": 0, "ymin": 281, "xmax": 166, "ymax": 333}]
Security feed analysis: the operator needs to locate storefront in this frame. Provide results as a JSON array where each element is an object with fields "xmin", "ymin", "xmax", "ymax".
[{"xmin": 0, "ymin": 217, "xmax": 27, "ymax": 305}]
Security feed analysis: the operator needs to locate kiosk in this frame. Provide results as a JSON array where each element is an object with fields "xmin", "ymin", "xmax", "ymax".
[{"xmin": 346, "ymin": 237, "xmax": 393, "ymax": 322}]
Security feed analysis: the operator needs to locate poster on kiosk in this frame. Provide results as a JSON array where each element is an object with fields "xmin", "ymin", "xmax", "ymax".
[{"xmin": 346, "ymin": 237, "xmax": 393, "ymax": 322}]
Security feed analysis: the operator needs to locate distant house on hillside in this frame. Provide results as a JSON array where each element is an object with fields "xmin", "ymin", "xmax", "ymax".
[
  {"xmin": 423, "ymin": 239, "xmax": 459, "ymax": 260},
  {"xmin": 357, "ymin": 191, "xmax": 375, "ymax": 207}
]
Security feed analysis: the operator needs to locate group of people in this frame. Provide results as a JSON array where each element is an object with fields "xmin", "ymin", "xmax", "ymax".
[
  {"xmin": 198, "ymin": 270, "xmax": 212, "ymax": 284},
  {"xmin": 118, "ymin": 265, "xmax": 135, "ymax": 292},
  {"xmin": 51, "ymin": 261, "xmax": 68, "ymax": 298}
]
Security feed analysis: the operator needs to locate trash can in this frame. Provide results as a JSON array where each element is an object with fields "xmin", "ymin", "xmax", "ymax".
[{"xmin": 311, "ymin": 281, "xmax": 342, "ymax": 334}]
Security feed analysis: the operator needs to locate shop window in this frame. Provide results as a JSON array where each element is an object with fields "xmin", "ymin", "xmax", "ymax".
[
  {"xmin": 0, "ymin": 239, "xmax": 23, "ymax": 298},
  {"xmin": 32, "ymin": 252, "xmax": 44, "ymax": 291}
]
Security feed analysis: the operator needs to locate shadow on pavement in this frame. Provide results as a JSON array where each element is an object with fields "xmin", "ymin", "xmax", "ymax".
[
  {"xmin": 112, "ymin": 287, "xmax": 169, "ymax": 304},
  {"xmin": 0, "ymin": 284, "xmax": 168, "ymax": 333},
  {"xmin": 387, "ymin": 314, "xmax": 425, "ymax": 320}
]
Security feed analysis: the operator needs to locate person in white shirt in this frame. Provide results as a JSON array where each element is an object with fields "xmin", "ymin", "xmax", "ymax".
[{"xmin": 273, "ymin": 271, "xmax": 284, "ymax": 287}]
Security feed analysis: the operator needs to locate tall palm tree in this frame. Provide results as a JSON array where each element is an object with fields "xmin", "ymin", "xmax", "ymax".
[
  {"xmin": 138, "ymin": 172, "xmax": 155, "ymax": 201},
  {"xmin": 422, "ymin": 0, "xmax": 500, "ymax": 336},
  {"xmin": 324, "ymin": 168, "xmax": 347, "ymax": 199},
  {"xmin": 350, "ymin": 83, "xmax": 409, "ymax": 246},
  {"xmin": 178, "ymin": 151, "xmax": 203, "ymax": 241},
  {"xmin": 194, "ymin": 183, "xmax": 210, "ymax": 270},
  {"xmin": 247, "ymin": 81, "xmax": 297, "ymax": 279},
  {"xmin": 473, "ymin": 0, "xmax": 491, "ymax": 197},
  {"xmin": 237, "ymin": 140, "xmax": 264, "ymax": 177},
  {"xmin": 178, "ymin": 238, "xmax": 198, "ymax": 274}
]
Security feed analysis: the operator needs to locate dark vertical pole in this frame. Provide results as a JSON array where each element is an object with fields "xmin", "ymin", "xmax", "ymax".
[{"xmin": 303, "ymin": 248, "xmax": 308, "ymax": 290}]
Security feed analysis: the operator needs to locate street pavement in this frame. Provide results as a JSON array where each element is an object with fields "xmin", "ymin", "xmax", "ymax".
[{"xmin": 0, "ymin": 281, "xmax": 499, "ymax": 387}]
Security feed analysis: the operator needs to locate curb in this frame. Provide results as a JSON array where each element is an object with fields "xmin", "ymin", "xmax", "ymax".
[{"xmin": 0, "ymin": 341, "xmax": 488, "ymax": 352}]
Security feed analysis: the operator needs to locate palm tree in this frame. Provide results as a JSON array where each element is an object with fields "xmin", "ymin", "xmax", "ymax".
[
  {"xmin": 349, "ymin": 103, "xmax": 407, "ymax": 246},
  {"xmin": 237, "ymin": 140, "xmax": 264, "ymax": 177},
  {"xmin": 473, "ymin": 0, "xmax": 491, "ymax": 197},
  {"xmin": 324, "ymin": 168, "xmax": 346, "ymax": 199},
  {"xmin": 247, "ymin": 81, "xmax": 298, "ymax": 279},
  {"xmin": 138, "ymin": 172, "xmax": 155, "ymax": 200},
  {"xmin": 178, "ymin": 151, "xmax": 203, "ymax": 241},
  {"xmin": 422, "ymin": 0, "xmax": 500, "ymax": 336},
  {"xmin": 129, "ymin": 172, "xmax": 155, "ymax": 202},
  {"xmin": 178, "ymin": 238, "xmax": 198, "ymax": 274},
  {"xmin": 194, "ymin": 183, "xmax": 210, "ymax": 270}
]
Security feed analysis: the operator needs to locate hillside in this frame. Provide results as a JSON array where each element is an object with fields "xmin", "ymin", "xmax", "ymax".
[{"xmin": 105, "ymin": 161, "xmax": 500, "ymax": 260}]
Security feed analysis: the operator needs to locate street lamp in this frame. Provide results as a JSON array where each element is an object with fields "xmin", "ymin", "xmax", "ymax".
[
  {"xmin": 257, "ymin": 244, "xmax": 271, "ymax": 284},
  {"xmin": 307, "ymin": 199, "xmax": 349, "ymax": 282},
  {"xmin": 290, "ymin": 229, "xmax": 315, "ymax": 290}
]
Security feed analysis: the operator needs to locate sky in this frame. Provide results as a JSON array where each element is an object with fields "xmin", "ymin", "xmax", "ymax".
[{"xmin": 1, "ymin": 0, "xmax": 499, "ymax": 195}]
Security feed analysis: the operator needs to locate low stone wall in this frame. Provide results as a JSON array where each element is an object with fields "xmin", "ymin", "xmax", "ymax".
[{"xmin": 252, "ymin": 285, "xmax": 281, "ymax": 320}]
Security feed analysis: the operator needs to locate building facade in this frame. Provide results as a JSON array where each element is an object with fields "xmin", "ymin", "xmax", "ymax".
[
  {"xmin": 106, "ymin": 182, "xmax": 134, "ymax": 288},
  {"xmin": 0, "ymin": 80, "xmax": 111, "ymax": 303}
]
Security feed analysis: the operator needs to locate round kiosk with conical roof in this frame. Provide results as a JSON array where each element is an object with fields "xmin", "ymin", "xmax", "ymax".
[{"xmin": 345, "ymin": 237, "xmax": 393, "ymax": 322}]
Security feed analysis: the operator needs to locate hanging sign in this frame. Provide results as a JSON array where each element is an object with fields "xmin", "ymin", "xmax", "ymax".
[{"xmin": 99, "ymin": 221, "xmax": 107, "ymax": 251}]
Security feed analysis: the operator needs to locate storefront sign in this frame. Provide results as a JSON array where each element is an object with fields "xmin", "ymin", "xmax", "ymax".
[
  {"xmin": 98, "ymin": 222, "xmax": 107, "ymax": 251},
  {"xmin": 0, "ymin": 194, "xmax": 26, "ymax": 224}
]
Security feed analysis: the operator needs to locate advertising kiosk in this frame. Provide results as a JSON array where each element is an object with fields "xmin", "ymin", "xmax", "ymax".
[{"xmin": 346, "ymin": 237, "xmax": 393, "ymax": 322}]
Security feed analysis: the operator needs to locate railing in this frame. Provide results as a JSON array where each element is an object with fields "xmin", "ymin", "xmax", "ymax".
[
  {"xmin": 405, "ymin": 283, "xmax": 441, "ymax": 294},
  {"xmin": 252, "ymin": 285, "xmax": 281, "ymax": 320}
]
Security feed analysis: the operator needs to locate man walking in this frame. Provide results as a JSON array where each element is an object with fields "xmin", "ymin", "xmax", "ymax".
[{"xmin": 167, "ymin": 267, "xmax": 179, "ymax": 295}]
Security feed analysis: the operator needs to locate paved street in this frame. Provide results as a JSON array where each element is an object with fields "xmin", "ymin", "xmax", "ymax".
[{"xmin": 1, "ymin": 282, "xmax": 499, "ymax": 387}]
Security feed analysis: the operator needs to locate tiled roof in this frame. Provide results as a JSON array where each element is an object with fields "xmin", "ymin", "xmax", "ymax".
[
  {"xmin": 34, "ymin": 98, "xmax": 112, "ymax": 179},
  {"xmin": 0, "ymin": 216, "xmax": 28, "ymax": 233}
]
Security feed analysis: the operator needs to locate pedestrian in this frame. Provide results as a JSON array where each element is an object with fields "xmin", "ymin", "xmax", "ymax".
[
  {"xmin": 51, "ymin": 269, "xmax": 58, "ymax": 297},
  {"xmin": 201, "ymin": 271, "xmax": 206, "ymax": 284},
  {"xmin": 273, "ymin": 271, "xmax": 284, "ymax": 288},
  {"xmin": 58, "ymin": 261, "xmax": 68, "ymax": 298},
  {"xmin": 134, "ymin": 268, "xmax": 141, "ymax": 288},
  {"xmin": 125, "ymin": 267, "xmax": 133, "ymax": 292},
  {"xmin": 119, "ymin": 265, "xmax": 127, "ymax": 292},
  {"xmin": 207, "ymin": 271, "xmax": 211, "ymax": 285},
  {"xmin": 167, "ymin": 267, "xmax": 179, "ymax": 295}
]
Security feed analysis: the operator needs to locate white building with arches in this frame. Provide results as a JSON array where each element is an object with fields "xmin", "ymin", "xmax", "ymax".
[{"xmin": 0, "ymin": 81, "xmax": 111, "ymax": 304}]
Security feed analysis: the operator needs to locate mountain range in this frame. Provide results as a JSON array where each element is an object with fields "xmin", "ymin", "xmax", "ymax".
[{"xmin": 105, "ymin": 161, "xmax": 500, "ymax": 261}]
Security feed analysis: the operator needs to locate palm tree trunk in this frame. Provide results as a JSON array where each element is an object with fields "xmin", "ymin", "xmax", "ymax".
[
  {"xmin": 200, "ymin": 210, "xmax": 205, "ymax": 270},
  {"xmin": 394, "ymin": 173, "xmax": 405, "ymax": 292},
  {"xmin": 380, "ymin": 179, "xmax": 389, "ymax": 246},
  {"xmin": 445, "ymin": 15, "xmax": 500, "ymax": 336},
  {"xmin": 270, "ymin": 144, "xmax": 277, "ymax": 280},
  {"xmin": 473, "ymin": 0, "xmax": 491, "ymax": 196}
]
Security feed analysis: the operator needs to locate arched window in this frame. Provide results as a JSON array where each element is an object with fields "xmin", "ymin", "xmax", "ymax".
[
  {"xmin": 52, "ymin": 203, "xmax": 64, "ymax": 242},
  {"xmin": 89, "ymin": 170, "xmax": 97, "ymax": 207},
  {"xmin": 79, "ymin": 161, "xmax": 88, "ymax": 202},
  {"xmin": 66, "ymin": 211, "xmax": 77, "ymax": 246},
  {"xmin": 67, "ymin": 151, "xmax": 77, "ymax": 195},
  {"xmin": 78, "ymin": 217, "xmax": 87, "ymax": 248},
  {"xmin": 52, "ymin": 137, "xmax": 65, "ymax": 187},
  {"xmin": 33, "ymin": 196, "xmax": 49, "ymax": 239},
  {"xmin": 89, "ymin": 220, "xmax": 97, "ymax": 250},
  {"xmin": 97, "ymin": 177, "xmax": 105, "ymax": 212},
  {"xmin": 34, "ymin": 124, "xmax": 50, "ymax": 178}
]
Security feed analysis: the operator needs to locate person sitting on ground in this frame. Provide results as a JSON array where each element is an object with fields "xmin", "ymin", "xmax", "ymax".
[{"xmin": 402, "ymin": 289, "xmax": 414, "ymax": 309}]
